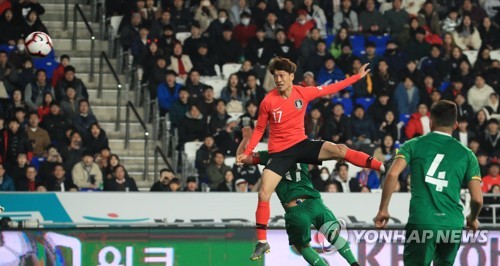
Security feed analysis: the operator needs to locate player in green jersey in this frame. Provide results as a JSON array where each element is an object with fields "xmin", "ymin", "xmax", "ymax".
[
  {"xmin": 375, "ymin": 100, "xmax": 483, "ymax": 265},
  {"xmin": 237, "ymin": 127, "xmax": 359, "ymax": 266}
]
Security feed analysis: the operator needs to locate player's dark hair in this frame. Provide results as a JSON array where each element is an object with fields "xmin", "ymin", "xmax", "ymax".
[
  {"xmin": 268, "ymin": 57, "xmax": 297, "ymax": 75},
  {"xmin": 430, "ymin": 100, "xmax": 457, "ymax": 128}
]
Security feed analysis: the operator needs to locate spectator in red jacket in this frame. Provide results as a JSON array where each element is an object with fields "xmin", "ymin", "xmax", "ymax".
[
  {"xmin": 51, "ymin": 54, "xmax": 70, "ymax": 88},
  {"xmin": 482, "ymin": 162, "xmax": 499, "ymax": 193},
  {"xmin": 287, "ymin": 9, "xmax": 315, "ymax": 49},
  {"xmin": 405, "ymin": 103, "xmax": 431, "ymax": 139},
  {"xmin": 232, "ymin": 12, "xmax": 256, "ymax": 48},
  {"xmin": 0, "ymin": 0, "xmax": 11, "ymax": 16}
]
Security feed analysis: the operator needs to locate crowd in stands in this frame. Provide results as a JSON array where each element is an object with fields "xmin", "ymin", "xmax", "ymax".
[{"xmin": 0, "ymin": 0, "xmax": 499, "ymax": 193}]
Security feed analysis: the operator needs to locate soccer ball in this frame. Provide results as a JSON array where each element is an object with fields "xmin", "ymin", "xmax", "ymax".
[{"xmin": 25, "ymin": 31, "xmax": 53, "ymax": 57}]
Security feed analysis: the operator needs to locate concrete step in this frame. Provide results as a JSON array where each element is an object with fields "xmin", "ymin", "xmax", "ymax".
[
  {"xmin": 42, "ymin": 0, "xmax": 85, "ymax": 4},
  {"xmin": 109, "ymin": 139, "xmax": 155, "ymax": 151},
  {"xmin": 42, "ymin": 3, "xmax": 91, "ymax": 13},
  {"xmin": 52, "ymin": 39, "xmax": 107, "ymax": 51},
  {"xmin": 92, "ymin": 105, "xmax": 148, "ymax": 121},
  {"xmin": 87, "ymin": 90, "xmax": 130, "ymax": 105}
]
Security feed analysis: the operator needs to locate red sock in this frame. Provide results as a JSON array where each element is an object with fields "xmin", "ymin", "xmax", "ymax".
[
  {"xmin": 255, "ymin": 201, "xmax": 270, "ymax": 241},
  {"xmin": 344, "ymin": 149, "xmax": 382, "ymax": 171}
]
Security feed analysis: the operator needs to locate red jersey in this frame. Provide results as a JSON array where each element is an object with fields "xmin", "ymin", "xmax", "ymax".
[
  {"xmin": 481, "ymin": 175, "xmax": 499, "ymax": 193},
  {"xmin": 244, "ymin": 74, "xmax": 361, "ymax": 155}
]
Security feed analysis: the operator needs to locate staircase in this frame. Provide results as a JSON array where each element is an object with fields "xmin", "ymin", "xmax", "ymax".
[{"xmin": 43, "ymin": 0, "xmax": 162, "ymax": 189}]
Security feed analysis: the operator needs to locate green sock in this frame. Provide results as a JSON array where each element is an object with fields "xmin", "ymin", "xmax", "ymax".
[
  {"xmin": 333, "ymin": 236, "xmax": 358, "ymax": 265},
  {"xmin": 300, "ymin": 246, "xmax": 328, "ymax": 266}
]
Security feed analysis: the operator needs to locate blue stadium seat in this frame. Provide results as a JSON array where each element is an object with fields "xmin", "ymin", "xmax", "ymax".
[
  {"xmin": 439, "ymin": 81, "xmax": 450, "ymax": 92},
  {"xmin": 367, "ymin": 34, "xmax": 390, "ymax": 56},
  {"xmin": 355, "ymin": 97, "xmax": 375, "ymax": 110},
  {"xmin": 399, "ymin": 114, "xmax": 411, "ymax": 124},
  {"xmin": 332, "ymin": 97, "xmax": 353, "ymax": 116},
  {"xmin": 33, "ymin": 50, "xmax": 58, "ymax": 80},
  {"xmin": 349, "ymin": 35, "xmax": 365, "ymax": 57},
  {"xmin": 0, "ymin": 44, "xmax": 16, "ymax": 54},
  {"xmin": 325, "ymin": 34, "xmax": 335, "ymax": 48}
]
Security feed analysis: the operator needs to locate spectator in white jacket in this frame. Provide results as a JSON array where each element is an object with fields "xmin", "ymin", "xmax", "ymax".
[
  {"xmin": 441, "ymin": 8, "xmax": 461, "ymax": 33},
  {"xmin": 468, "ymin": 75, "xmax": 496, "ymax": 112},
  {"xmin": 452, "ymin": 15, "xmax": 482, "ymax": 51},
  {"xmin": 71, "ymin": 151, "xmax": 103, "ymax": 190},
  {"xmin": 334, "ymin": 0, "xmax": 358, "ymax": 33},
  {"xmin": 303, "ymin": 0, "xmax": 328, "ymax": 37}
]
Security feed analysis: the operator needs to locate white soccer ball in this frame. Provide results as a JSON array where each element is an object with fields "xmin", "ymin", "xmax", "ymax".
[{"xmin": 25, "ymin": 31, "xmax": 53, "ymax": 57}]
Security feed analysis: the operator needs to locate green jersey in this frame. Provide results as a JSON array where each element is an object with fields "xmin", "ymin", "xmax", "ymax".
[
  {"xmin": 258, "ymin": 151, "xmax": 320, "ymax": 205},
  {"xmin": 396, "ymin": 132, "xmax": 481, "ymax": 228}
]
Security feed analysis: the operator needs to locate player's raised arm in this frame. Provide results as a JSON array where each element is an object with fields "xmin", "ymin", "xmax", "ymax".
[
  {"xmin": 236, "ymin": 127, "xmax": 260, "ymax": 165},
  {"xmin": 302, "ymin": 63, "xmax": 371, "ymax": 100},
  {"xmin": 375, "ymin": 156, "xmax": 407, "ymax": 228},
  {"xmin": 241, "ymin": 100, "xmax": 269, "ymax": 157}
]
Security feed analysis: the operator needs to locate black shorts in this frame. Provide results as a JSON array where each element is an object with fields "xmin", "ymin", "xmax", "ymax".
[{"xmin": 265, "ymin": 139, "xmax": 324, "ymax": 177}]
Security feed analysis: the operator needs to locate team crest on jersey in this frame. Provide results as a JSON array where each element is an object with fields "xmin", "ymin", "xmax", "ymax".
[{"xmin": 295, "ymin": 99, "xmax": 303, "ymax": 109}]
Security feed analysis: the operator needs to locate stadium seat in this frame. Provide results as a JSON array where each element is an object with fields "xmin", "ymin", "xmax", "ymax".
[
  {"xmin": 349, "ymin": 35, "xmax": 365, "ymax": 57},
  {"xmin": 33, "ymin": 51, "xmax": 58, "ymax": 80},
  {"xmin": 367, "ymin": 34, "xmax": 389, "ymax": 55},
  {"xmin": 325, "ymin": 34, "xmax": 335, "ymax": 48},
  {"xmin": 222, "ymin": 63, "xmax": 242, "ymax": 78},
  {"xmin": 399, "ymin": 114, "xmax": 411, "ymax": 124},
  {"xmin": 175, "ymin": 32, "xmax": 192, "ymax": 45},
  {"xmin": 214, "ymin": 64, "xmax": 221, "ymax": 78},
  {"xmin": 355, "ymin": 97, "xmax": 375, "ymax": 110},
  {"xmin": 202, "ymin": 78, "xmax": 226, "ymax": 98},
  {"xmin": 463, "ymin": 50, "xmax": 478, "ymax": 65},
  {"xmin": 332, "ymin": 97, "xmax": 353, "ymax": 116},
  {"xmin": 0, "ymin": 44, "xmax": 15, "ymax": 54},
  {"xmin": 490, "ymin": 50, "xmax": 500, "ymax": 61},
  {"xmin": 109, "ymin": 16, "xmax": 123, "ymax": 38}
]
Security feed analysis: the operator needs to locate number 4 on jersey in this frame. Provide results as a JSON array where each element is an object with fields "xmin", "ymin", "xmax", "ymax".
[{"xmin": 425, "ymin": 154, "xmax": 448, "ymax": 192}]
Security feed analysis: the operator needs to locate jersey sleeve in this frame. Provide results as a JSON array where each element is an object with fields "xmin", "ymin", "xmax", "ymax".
[
  {"xmin": 464, "ymin": 150, "xmax": 481, "ymax": 184},
  {"xmin": 257, "ymin": 151, "xmax": 270, "ymax": 166},
  {"xmin": 300, "ymin": 74, "xmax": 361, "ymax": 101},
  {"xmin": 395, "ymin": 139, "xmax": 415, "ymax": 164},
  {"xmin": 244, "ymin": 99, "xmax": 269, "ymax": 155}
]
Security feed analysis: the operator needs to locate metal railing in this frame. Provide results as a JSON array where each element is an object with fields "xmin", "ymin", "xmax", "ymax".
[
  {"xmin": 153, "ymin": 146, "xmax": 174, "ymax": 183},
  {"xmin": 72, "ymin": 4, "xmax": 96, "ymax": 82},
  {"xmin": 124, "ymin": 101, "xmax": 150, "ymax": 181},
  {"xmin": 97, "ymin": 51, "xmax": 123, "ymax": 132}
]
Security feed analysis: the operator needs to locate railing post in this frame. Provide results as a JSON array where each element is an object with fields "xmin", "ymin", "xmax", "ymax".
[
  {"xmin": 144, "ymin": 132, "xmax": 149, "ymax": 181},
  {"xmin": 63, "ymin": 0, "xmax": 69, "ymax": 31},
  {"xmin": 154, "ymin": 148, "xmax": 159, "ymax": 183},
  {"xmin": 115, "ymin": 83, "xmax": 122, "ymax": 131},
  {"xmin": 90, "ymin": 36, "xmax": 95, "ymax": 82},
  {"xmin": 91, "ymin": 0, "xmax": 96, "ymax": 22},
  {"xmin": 72, "ymin": 5, "xmax": 77, "ymax": 50},
  {"xmin": 98, "ymin": 53, "xmax": 103, "ymax": 98},
  {"xmin": 100, "ymin": 7, "xmax": 106, "ymax": 40},
  {"xmin": 124, "ymin": 104, "xmax": 129, "ymax": 148},
  {"xmin": 152, "ymin": 102, "xmax": 158, "ymax": 143},
  {"xmin": 107, "ymin": 25, "xmax": 113, "ymax": 55}
]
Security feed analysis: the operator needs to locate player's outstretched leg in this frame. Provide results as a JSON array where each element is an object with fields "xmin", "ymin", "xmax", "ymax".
[
  {"xmin": 295, "ymin": 245, "xmax": 328, "ymax": 266},
  {"xmin": 318, "ymin": 142, "xmax": 387, "ymax": 172}
]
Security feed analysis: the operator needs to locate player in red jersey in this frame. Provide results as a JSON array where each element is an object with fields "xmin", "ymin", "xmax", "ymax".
[{"xmin": 236, "ymin": 57, "xmax": 391, "ymax": 260}]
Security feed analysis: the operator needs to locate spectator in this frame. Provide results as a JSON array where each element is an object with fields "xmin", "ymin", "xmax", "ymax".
[
  {"xmin": 312, "ymin": 167, "xmax": 331, "ymax": 191},
  {"xmin": 452, "ymin": 15, "xmax": 482, "ymax": 51},
  {"xmin": 8, "ymin": 38, "xmax": 32, "ymax": 70},
  {"xmin": 474, "ymin": 45, "xmax": 493, "ymax": 73},
  {"xmin": 382, "ymin": 41, "xmax": 408, "ymax": 74},
  {"xmin": 24, "ymin": 69, "xmax": 54, "ymax": 111},
  {"xmin": 336, "ymin": 43, "xmax": 356, "ymax": 73},
  {"xmin": 37, "ymin": 92, "xmax": 53, "ymax": 121},
  {"xmin": 398, "ymin": 17, "xmax": 421, "ymax": 48},
  {"xmin": 305, "ymin": 107, "xmax": 324, "ymax": 140},
  {"xmin": 394, "ymin": 76, "xmax": 420, "ymax": 115},
  {"xmin": 325, "ymin": 182, "xmax": 340, "ymax": 192},
  {"xmin": 145, "ymin": 56, "xmax": 168, "ymax": 102},
  {"xmin": 450, "ymin": 47, "xmax": 469, "ymax": 74},
  {"xmin": 103, "ymin": 154, "xmax": 120, "ymax": 180},
  {"xmin": 16, "ymin": 58, "xmax": 34, "ymax": 90},
  {"xmin": 184, "ymin": 22, "xmax": 209, "ymax": 58},
  {"xmin": 213, "ymin": 117, "xmax": 241, "ymax": 156},
  {"xmin": 333, "ymin": 0, "xmax": 358, "ymax": 33},
  {"xmin": 206, "ymin": 151, "xmax": 231, "ymax": 189},
  {"xmin": 453, "ymin": 116, "xmax": 476, "ymax": 146},
  {"xmin": 239, "ymin": 101, "xmax": 258, "ymax": 128},
  {"xmin": 60, "ymin": 87, "xmax": 80, "ymax": 123},
  {"xmin": 191, "ymin": 43, "xmax": 217, "ymax": 77},
  {"xmin": 221, "ymin": 73, "xmax": 245, "ymax": 103},
  {"xmin": 1, "ymin": 119, "xmax": 32, "ymax": 171},
  {"xmin": 8, "ymin": 153, "xmax": 27, "ymax": 181},
  {"xmin": 0, "ymin": 0, "xmax": 10, "ymax": 16},
  {"xmin": 73, "ymin": 99, "xmax": 98, "ymax": 138},
  {"xmin": 243, "ymin": 74, "xmax": 265, "ymax": 104},
  {"xmin": 169, "ymin": 88, "xmax": 190, "ymax": 131},
  {"xmin": 278, "ymin": 0, "xmax": 296, "ymax": 31},
  {"xmin": 348, "ymin": 58, "xmax": 373, "ymax": 99},
  {"xmin": 417, "ymin": 1, "xmax": 441, "ymax": 35},
  {"xmin": 0, "ymin": 50, "xmax": 18, "ymax": 94},
  {"xmin": 46, "ymin": 163, "xmax": 74, "ymax": 192},
  {"xmin": 442, "ymin": 8, "xmax": 462, "ymax": 33},
  {"xmin": 105, "ymin": 165, "xmax": 139, "ymax": 192},
  {"xmin": 169, "ymin": 42, "xmax": 193, "ymax": 80},
  {"xmin": 274, "ymin": 29, "xmax": 298, "ymax": 61},
  {"xmin": 168, "ymin": 177, "xmax": 181, "ymax": 191},
  {"xmin": 158, "ymin": 25, "xmax": 178, "ymax": 56},
  {"xmin": 407, "ymin": 28, "xmax": 431, "ymax": 61},
  {"xmin": 360, "ymin": 42, "xmax": 381, "ymax": 69},
  {"xmin": 170, "ymin": 0, "xmax": 191, "ymax": 31},
  {"xmin": 140, "ymin": 0, "xmax": 160, "ymax": 27},
  {"xmin": 230, "ymin": 0, "xmax": 251, "ymax": 25},
  {"xmin": 157, "ymin": 70, "xmax": 182, "ymax": 116},
  {"xmin": 420, "ymin": 75, "xmax": 436, "ymax": 106},
  {"xmin": 198, "ymin": 86, "xmax": 216, "ymax": 116},
  {"xmin": 16, "ymin": 165, "xmax": 37, "ymax": 192},
  {"xmin": 38, "ymin": 146, "xmax": 62, "ymax": 181},
  {"xmin": 213, "ymin": 26, "xmax": 243, "ymax": 66},
  {"xmin": 85, "ymin": 123, "xmax": 108, "ymax": 155},
  {"xmin": 14, "ymin": 107, "xmax": 27, "ymax": 130},
  {"xmin": 442, "ymin": 33, "xmax": 457, "ymax": 60},
  {"xmin": 453, "ymin": 59, "xmax": 475, "ymax": 91},
  {"xmin": 208, "ymin": 100, "xmax": 230, "ymax": 134},
  {"xmin": 150, "ymin": 168, "xmax": 175, "ymax": 191},
  {"xmin": 40, "ymin": 103, "xmax": 67, "ymax": 145},
  {"xmin": 471, "ymin": 109, "xmax": 488, "ymax": 140},
  {"xmin": 317, "ymin": 56, "xmax": 345, "ymax": 86},
  {"xmin": 482, "ymin": 119, "xmax": 500, "ymax": 156},
  {"xmin": 195, "ymin": 135, "xmax": 218, "ymax": 178},
  {"xmin": 300, "ymin": 27, "xmax": 321, "ymax": 63},
  {"xmin": 193, "ymin": 0, "xmax": 217, "ymax": 33},
  {"xmin": 487, "ymin": 93, "xmax": 500, "ymax": 118},
  {"xmin": 482, "ymin": 162, "xmax": 500, "ymax": 193},
  {"xmin": 22, "ymin": 9, "xmax": 48, "ymax": 36},
  {"xmin": 455, "ymin": 94, "xmax": 475, "ymax": 123},
  {"xmin": 378, "ymin": 110, "xmax": 399, "ymax": 140},
  {"xmin": 151, "ymin": 11, "xmax": 175, "ymax": 38},
  {"xmin": 468, "ymin": 75, "xmax": 495, "ymax": 112},
  {"xmin": 384, "ymin": 0, "xmax": 409, "ymax": 37},
  {"xmin": 356, "ymin": 168, "xmax": 380, "ymax": 189},
  {"xmin": 359, "ymin": 0, "xmax": 387, "ymax": 34},
  {"xmin": 12, "ymin": 0, "xmax": 44, "ymax": 20},
  {"xmin": 184, "ymin": 176, "xmax": 199, "ymax": 192},
  {"xmin": 405, "ymin": 103, "xmax": 431, "ymax": 139},
  {"xmin": 371, "ymin": 59, "xmax": 397, "ymax": 96},
  {"xmin": 245, "ymin": 27, "xmax": 274, "ymax": 69},
  {"xmin": 322, "ymin": 103, "xmax": 353, "ymax": 144},
  {"xmin": 373, "ymin": 134, "xmax": 396, "ymax": 162},
  {"xmin": 287, "ymin": 9, "xmax": 315, "ymax": 49},
  {"xmin": 233, "ymin": 12, "xmax": 257, "ymax": 48},
  {"xmin": 484, "ymin": 61, "xmax": 500, "ymax": 92},
  {"xmin": 263, "ymin": 11, "xmax": 283, "ymax": 39},
  {"xmin": 460, "ymin": 0, "xmax": 487, "ymax": 26},
  {"xmin": 299, "ymin": 71, "xmax": 317, "ymax": 87},
  {"xmin": 185, "ymin": 69, "xmax": 206, "ymax": 100},
  {"xmin": 206, "ymin": 9, "xmax": 233, "ymax": 43},
  {"xmin": 130, "ymin": 26, "xmax": 151, "ymax": 66},
  {"xmin": 369, "ymin": 91, "xmax": 396, "ymax": 126},
  {"xmin": 351, "ymin": 105, "xmax": 377, "ymax": 145},
  {"xmin": 333, "ymin": 161, "xmax": 360, "ymax": 192},
  {"xmin": 60, "ymin": 131, "xmax": 84, "ymax": 173},
  {"xmin": 235, "ymin": 178, "xmax": 249, "ymax": 192},
  {"xmin": 302, "ymin": 0, "xmax": 327, "ymax": 37},
  {"xmin": 233, "ymin": 161, "xmax": 260, "ymax": 190},
  {"xmin": 0, "ymin": 164, "xmax": 14, "ymax": 191},
  {"xmin": 71, "ymin": 151, "xmax": 103, "ymax": 190},
  {"xmin": 479, "ymin": 17, "xmax": 500, "ymax": 50},
  {"xmin": 4, "ymin": 89, "xmax": 25, "ymax": 120},
  {"xmin": 404, "ymin": 0, "xmax": 425, "ymax": 16},
  {"xmin": 217, "ymin": 169, "xmax": 235, "ymax": 191},
  {"xmin": 178, "ymin": 104, "xmax": 207, "ymax": 147},
  {"xmin": 119, "ymin": 13, "xmax": 142, "ymax": 51},
  {"xmin": 442, "ymin": 77, "xmax": 466, "ymax": 101},
  {"xmin": 25, "ymin": 112, "xmax": 50, "ymax": 157},
  {"xmin": 55, "ymin": 66, "xmax": 88, "ymax": 101},
  {"xmin": 0, "ymin": 9, "xmax": 19, "ymax": 45}
]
